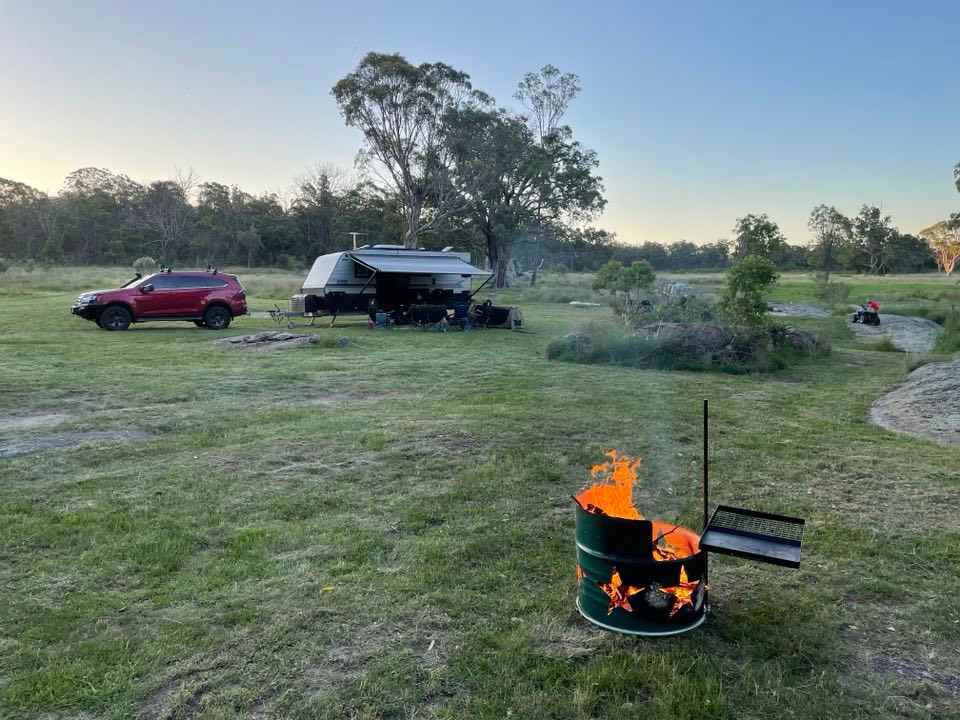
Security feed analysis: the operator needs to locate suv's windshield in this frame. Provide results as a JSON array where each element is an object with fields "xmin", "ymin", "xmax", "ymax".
[{"xmin": 120, "ymin": 273, "xmax": 143, "ymax": 288}]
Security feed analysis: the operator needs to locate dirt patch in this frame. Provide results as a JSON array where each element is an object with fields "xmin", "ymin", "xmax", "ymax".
[
  {"xmin": 0, "ymin": 413, "xmax": 71, "ymax": 431},
  {"xmin": 768, "ymin": 302, "xmax": 831, "ymax": 318},
  {"xmin": 870, "ymin": 359, "xmax": 960, "ymax": 445},
  {"xmin": 531, "ymin": 612, "xmax": 606, "ymax": 659},
  {"xmin": 849, "ymin": 313, "xmax": 943, "ymax": 353},
  {"xmin": 217, "ymin": 331, "xmax": 322, "ymax": 351},
  {"xmin": 872, "ymin": 655, "xmax": 960, "ymax": 695},
  {"xmin": 0, "ymin": 430, "xmax": 152, "ymax": 459}
]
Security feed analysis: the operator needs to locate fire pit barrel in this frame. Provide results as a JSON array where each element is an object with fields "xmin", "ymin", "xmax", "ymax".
[{"xmin": 575, "ymin": 503, "xmax": 707, "ymax": 636}]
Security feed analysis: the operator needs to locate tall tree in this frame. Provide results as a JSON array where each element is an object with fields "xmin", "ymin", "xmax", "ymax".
[
  {"xmin": 0, "ymin": 178, "xmax": 49, "ymax": 258},
  {"xmin": 60, "ymin": 168, "xmax": 144, "ymax": 263},
  {"xmin": 807, "ymin": 205, "xmax": 851, "ymax": 281},
  {"xmin": 447, "ymin": 106, "xmax": 604, "ymax": 287},
  {"xmin": 732, "ymin": 213, "xmax": 788, "ymax": 261},
  {"xmin": 514, "ymin": 64, "xmax": 582, "ymax": 143},
  {"xmin": 138, "ymin": 176, "xmax": 195, "ymax": 262},
  {"xmin": 920, "ymin": 220, "xmax": 960, "ymax": 275},
  {"xmin": 332, "ymin": 52, "xmax": 490, "ymax": 247},
  {"xmin": 852, "ymin": 205, "xmax": 895, "ymax": 275}
]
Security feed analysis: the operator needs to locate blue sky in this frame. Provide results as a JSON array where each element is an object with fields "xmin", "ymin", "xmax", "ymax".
[{"xmin": 2, "ymin": 1, "xmax": 957, "ymax": 244}]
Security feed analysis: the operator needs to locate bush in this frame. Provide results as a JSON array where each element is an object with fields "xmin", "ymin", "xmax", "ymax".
[
  {"xmin": 22, "ymin": 260, "xmax": 35, "ymax": 273},
  {"xmin": 720, "ymin": 256, "xmax": 779, "ymax": 328},
  {"xmin": 934, "ymin": 310, "xmax": 960, "ymax": 354},
  {"xmin": 275, "ymin": 254, "xmax": 301, "ymax": 271},
  {"xmin": 546, "ymin": 321, "xmax": 828, "ymax": 374},
  {"xmin": 133, "ymin": 256, "xmax": 158, "ymax": 274},
  {"xmin": 0, "ymin": 258, "xmax": 8, "ymax": 274},
  {"xmin": 871, "ymin": 337, "xmax": 902, "ymax": 352},
  {"xmin": 623, "ymin": 295, "xmax": 715, "ymax": 327},
  {"xmin": 814, "ymin": 278, "xmax": 851, "ymax": 305}
]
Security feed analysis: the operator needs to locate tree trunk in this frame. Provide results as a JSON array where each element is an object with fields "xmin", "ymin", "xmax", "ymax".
[
  {"xmin": 404, "ymin": 201, "xmax": 421, "ymax": 249},
  {"xmin": 485, "ymin": 230, "xmax": 512, "ymax": 289}
]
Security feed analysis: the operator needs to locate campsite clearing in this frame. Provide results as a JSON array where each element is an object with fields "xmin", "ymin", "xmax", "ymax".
[{"xmin": 1, "ymin": 268, "xmax": 958, "ymax": 719}]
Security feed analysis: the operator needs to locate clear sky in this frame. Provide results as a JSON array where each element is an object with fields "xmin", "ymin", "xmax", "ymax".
[{"xmin": 2, "ymin": 1, "xmax": 957, "ymax": 245}]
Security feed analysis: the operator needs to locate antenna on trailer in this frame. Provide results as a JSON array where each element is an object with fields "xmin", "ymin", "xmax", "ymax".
[{"xmin": 348, "ymin": 231, "xmax": 367, "ymax": 250}]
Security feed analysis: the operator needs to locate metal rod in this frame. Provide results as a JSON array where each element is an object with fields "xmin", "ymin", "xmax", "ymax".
[
  {"xmin": 703, "ymin": 399, "xmax": 709, "ymax": 531},
  {"xmin": 703, "ymin": 398, "xmax": 710, "ymax": 599}
]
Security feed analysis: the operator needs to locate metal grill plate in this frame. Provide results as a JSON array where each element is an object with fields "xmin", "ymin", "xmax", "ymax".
[{"xmin": 700, "ymin": 505, "xmax": 804, "ymax": 568}]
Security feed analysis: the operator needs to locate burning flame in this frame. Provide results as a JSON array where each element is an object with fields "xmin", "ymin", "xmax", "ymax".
[
  {"xmin": 599, "ymin": 568, "xmax": 645, "ymax": 614},
  {"xmin": 663, "ymin": 565, "xmax": 698, "ymax": 617},
  {"xmin": 575, "ymin": 450, "xmax": 642, "ymax": 520},
  {"xmin": 575, "ymin": 565, "xmax": 585, "ymax": 584},
  {"xmin": 575, "ymin": 450, "xmax": 699, "ymax": 561}
]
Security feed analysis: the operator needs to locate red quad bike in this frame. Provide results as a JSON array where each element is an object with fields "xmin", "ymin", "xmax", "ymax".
[
  {"xmin": 851, "ymin": 300, "xmax": 881, "ymax": 326},
  {"xmin": 71, "ymin": 268, "xmax": 248, "ymax": 331}
]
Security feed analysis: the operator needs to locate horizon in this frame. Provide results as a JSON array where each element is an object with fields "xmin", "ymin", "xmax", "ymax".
[{"xmin": 3, "ymin": 1, "xmax": 958, "ymax": 246}]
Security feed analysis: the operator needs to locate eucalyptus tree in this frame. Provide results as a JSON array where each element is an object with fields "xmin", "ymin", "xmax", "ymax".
[
  {"xmin": 332, "ymin": 52, "xmax": 491, "ymax": 247},
  {"xmin": 852, "ymin": 205, "xmax": 895, "ymax": 275},
  {"xmin": 732, "ymin": 213, "xmax": 788, "ymax": 261},
  {"xmin": 807, "ymin": 205, "xmax": 851, "ymax": 281},
  {"xmin": 515, "ymin": 64, "xmax": 582, "ymax": 143},
  {"xmin": 446, "ymin": 106, "xmax": 604, "ymax": 287},
  {"xmin": 60, "ymin": 167, "xmax": 144, "ymax": 263}
]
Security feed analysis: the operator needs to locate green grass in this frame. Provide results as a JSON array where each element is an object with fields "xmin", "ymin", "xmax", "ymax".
[{"xmin": 1, "ymin": 267, "xmax": 958, "ymax": 719}]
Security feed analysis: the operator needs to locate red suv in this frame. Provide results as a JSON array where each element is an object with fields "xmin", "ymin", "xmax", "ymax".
[{"xmin": 72, "ymin": 270, "xmax": 248, "ymax": 331}]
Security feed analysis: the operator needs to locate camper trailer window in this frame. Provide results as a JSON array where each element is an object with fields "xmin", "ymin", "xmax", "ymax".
[{"xmin": 353, "ymin": 263, "xmax": 373, "ymax": 279}]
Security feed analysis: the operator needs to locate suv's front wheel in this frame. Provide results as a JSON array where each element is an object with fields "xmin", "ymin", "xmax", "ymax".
[
  {"xmin": 202, "ymin": 305, "xmax": 232, "ymax": 330},
  {"xmin": 98, "ymin": 305, "xmax": 132, "ymax": 331}
]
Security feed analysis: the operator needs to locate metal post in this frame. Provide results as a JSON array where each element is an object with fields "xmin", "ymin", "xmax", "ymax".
[
  {"xmin": 703, "ymin": 399, "xmax": 710, "ymax": 605},
  {"xmin": 703, "ymin": 399, "xmax": 709, "ymax": 531}
]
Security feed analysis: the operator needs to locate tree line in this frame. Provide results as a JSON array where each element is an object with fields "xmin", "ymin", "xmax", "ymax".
[{"xmin": 1, "ymin": 51, "xmax": 957, "ymax": 283}]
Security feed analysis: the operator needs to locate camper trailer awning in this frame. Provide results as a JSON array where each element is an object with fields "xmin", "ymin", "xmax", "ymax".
[{"xmin": 349, "ymin": 253, "xmax": 490, "ymax": 276}]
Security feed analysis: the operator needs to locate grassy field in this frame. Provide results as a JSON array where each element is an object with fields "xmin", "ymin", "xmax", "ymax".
[{"xmin": 1, "ymin": 267, "xmax": 958, "ymax": 719}]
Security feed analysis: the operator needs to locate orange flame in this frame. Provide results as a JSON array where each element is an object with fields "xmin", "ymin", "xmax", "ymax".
[
  {"xmin": 575, "ymin": 450, "xmax": 643, "ymax": 520},
  {"xmin": 599, "ymin": 568, "xmax": 645, "ymax": 614},
  {"xmin": 663, "ymin": 565, "xmax": 699, "ymax": 617},
  {"xmin": 575, "ymin": 565, "xmax": 585, "ymax": 585}
]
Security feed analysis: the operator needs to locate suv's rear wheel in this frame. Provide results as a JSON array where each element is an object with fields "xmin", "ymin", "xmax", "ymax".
[
  {"xmin": 98, "ymin": 305, "xmax": 132, "ymax": 331},
  {"xmin": 202, "ymin": 305, "xmax": 231, "ymax": 330}
]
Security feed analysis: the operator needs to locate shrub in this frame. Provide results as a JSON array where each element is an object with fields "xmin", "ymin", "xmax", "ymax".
[
  {"xmin": 0, "ymin": 258, "xmax": 8, "ymax": 274},
  {"xmin": 720, "ymin": 256, "xmax": 779, "ymax": 328},
  {"xmin": 22, "ymin": 260, "xmax": 35, "ymax": 273},
  {"xmin": 593, "ymin": 259, "xmax": 656, "ymax": 310},
  {"xmin": 275, "ymin": 254, "xmax": 300, "ymax": 271},
  {"xmin": 133, "ymin": 256, "xmax": 158, "ymax": 274},
  {"xmin": 814, "ymin": 278, "xmax": 851, "ymax": 305},
  {"xmin": 546, "ymin": 321, "xmax": 827, "ymax": 374},
  {"xmin": 870, "ymin": 337, "xmax": 902, "ymax": 352},
  {"xmin": 934, "ymin": 310, "xmax": 960, "ymax": 354}
]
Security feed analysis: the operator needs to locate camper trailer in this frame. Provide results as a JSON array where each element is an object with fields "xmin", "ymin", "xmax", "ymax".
[{"xmin": 291, "ymin": 245, "xmax": 492, "ymax": 324}]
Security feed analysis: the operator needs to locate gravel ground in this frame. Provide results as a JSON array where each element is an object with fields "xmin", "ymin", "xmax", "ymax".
[
  {"xmin": 848, "ymin": 313, "xmax": 944, "ymax": 353},
  {"xmin": 768, "ymin": 302, "xmax": 832, "ymax": 318},
  {"xmin": 870, "ymin": 358, "xmax": 960, "ymax": 445}
]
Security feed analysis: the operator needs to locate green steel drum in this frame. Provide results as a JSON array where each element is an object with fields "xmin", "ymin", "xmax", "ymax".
[{"xmin": 575, "ymin": 503, "xmax": 706, "ymax": 636}]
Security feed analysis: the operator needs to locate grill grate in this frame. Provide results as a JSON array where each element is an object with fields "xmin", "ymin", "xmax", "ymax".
[
  {"xmin": 708, "ymin": 508, "xmax": 805, "ymax": 544},
  {"xmin": 700, "ymin": 505, "xmax": 805, "ymax": 568}
]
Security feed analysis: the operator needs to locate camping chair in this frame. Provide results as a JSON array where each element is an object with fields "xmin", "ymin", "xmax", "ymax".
[{"xmin": 449, "ymin": 302, "xmax": 471, "ymax": 331}]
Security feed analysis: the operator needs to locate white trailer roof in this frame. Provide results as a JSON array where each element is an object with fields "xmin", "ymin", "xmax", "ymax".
[{"xmin": 350, "ymin": 253, "xmax": 490, "ymax": 276}]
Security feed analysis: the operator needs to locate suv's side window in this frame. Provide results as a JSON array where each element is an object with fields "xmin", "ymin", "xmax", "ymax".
[
  {"xmin": 175, "ymin": 276, "xmax": 229, "ymax": 289},
  {"xmin": 146, "ymin": 275, "xmax": 177, "ymax": 290}
]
